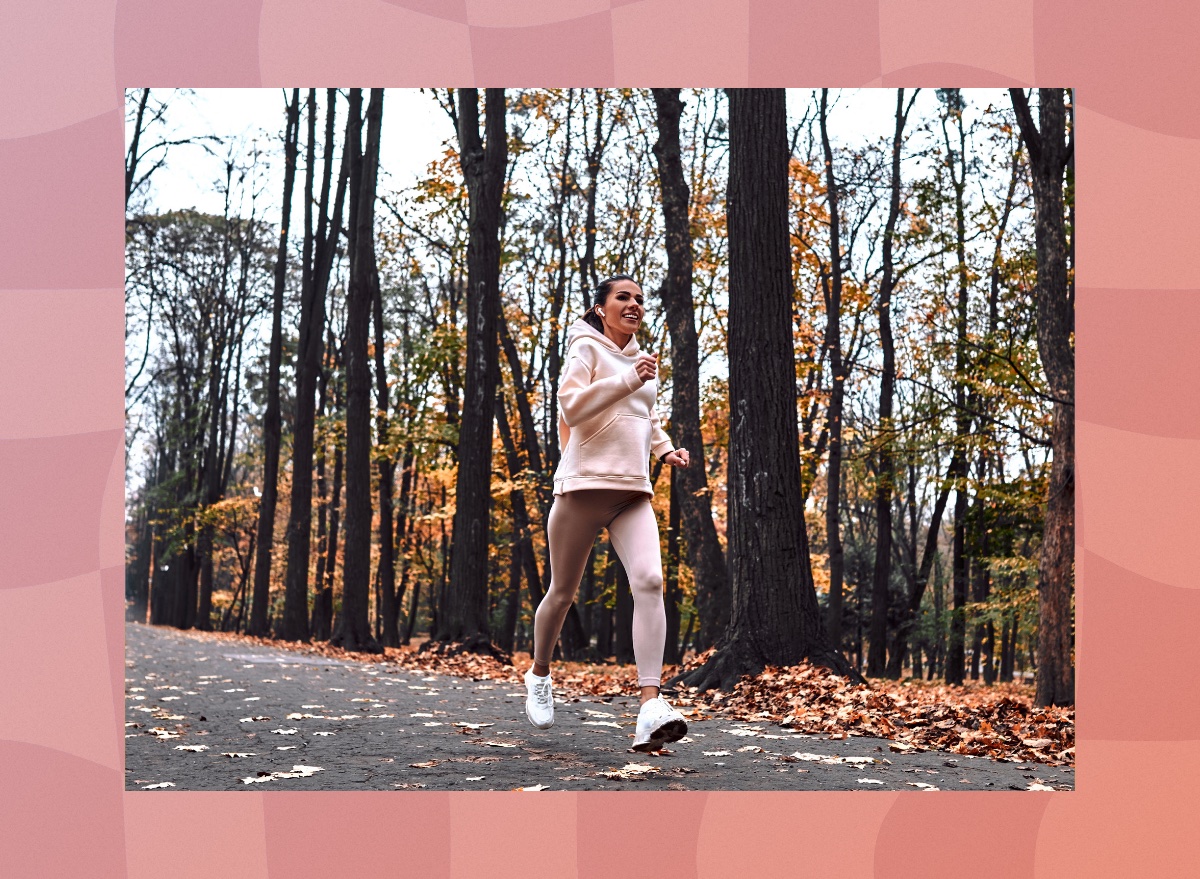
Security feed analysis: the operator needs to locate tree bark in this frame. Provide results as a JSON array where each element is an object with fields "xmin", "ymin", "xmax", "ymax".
[
  {"xmin": 332, "ymin": 88, "xmax": 384, "ymax": 653},
  {"xmin": 651, "ymin": 87, "xmax": 731, "ymax": 652},
  {"xmin": 940, "ymin": 89, "xmax": 970, "ymax": 687},
  {"xmin": 819, "ymin": 89, "xmax": 847, "ymax": 653},
  {"xmin": 1012, "ymin": 87, "xmax": 1075, "ymax": 706},
  {"xmin": 374, "ymin": 258, "xmax": 399, "ymax": 646},
  {"xmin": 435, "ymin": 88, "xmax": 507, "ymax": 647},
  {"xmin": 868, "ymin": 89, "xmax": 912, "ymax": 677},
  {"xmin": 280, "ymin": 90, "xmax": 320, "ymax": 641},
  {"xmin": 250, "ymin": 89, "xmax": 300, "ymax": 636},
  {"xmin": 672, "ymin": 89, "xmax": 859, "ymax": 693}
]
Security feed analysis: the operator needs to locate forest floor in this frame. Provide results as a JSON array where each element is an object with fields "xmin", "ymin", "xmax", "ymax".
[{"xmin": 125, "ymin": 622, "xmax": 1074, "ymax": 792}]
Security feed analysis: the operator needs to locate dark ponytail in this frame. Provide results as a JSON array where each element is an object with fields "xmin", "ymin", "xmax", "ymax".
[{"xmin": 582, "ymin": 273, "xmax": 638, "ymax": 332}]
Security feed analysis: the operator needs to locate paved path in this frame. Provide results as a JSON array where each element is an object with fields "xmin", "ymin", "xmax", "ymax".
[{"xmin": 125, "ymin": 623, "xmax": 1073, "ymax": 792}]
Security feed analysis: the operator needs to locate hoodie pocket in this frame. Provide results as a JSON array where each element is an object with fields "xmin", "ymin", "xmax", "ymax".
[{"xmin": 579, "ymin": 414, "xmax": 651, "ymax": 478}]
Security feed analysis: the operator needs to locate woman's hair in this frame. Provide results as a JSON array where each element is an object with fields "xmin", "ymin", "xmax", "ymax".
[{"xmin": 582, "ymin": 273, "xmax": 639, "ymax": 332}]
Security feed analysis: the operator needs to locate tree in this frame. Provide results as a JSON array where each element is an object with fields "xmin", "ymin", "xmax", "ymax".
[
  {"xmin": 434, "ymin": 88, "xmax": 508, "ymax": 647},
  {"xmin": 939, "ymin": 87, "xmax": 972, "ymax": 686},
  {"xmin": 673, "ymin": 89, "xmax": 858, "ymax": 692},
  {"xmin": 867, "ymin": 89, "xmax": 917, "ymax": 676},
  {"xmin": 651, "ymin": 87, "xmax": 731, "ymax": 651},
  {"xmin": 249, "ymin": 89, "xmax": 300, "ymax": 637},
  {"xmin": 1009, "ymin": 87, "xmax": 1074, "ymax": 706},
  {"xmin": 332, "ymin": 88, "xmax": 384, "ymax": 653},
  {"xmin": 282, "ymin": 90, "xmax": 348, "ymax": 641},
  {"xmin": 818, "ymin": 89, "xmax": 849, "ymax": 651}
]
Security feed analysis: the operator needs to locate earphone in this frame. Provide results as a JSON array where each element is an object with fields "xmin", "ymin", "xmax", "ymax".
[{"xmin": 597, "ymin": 309, "xmax": 604, "ymax": 317}]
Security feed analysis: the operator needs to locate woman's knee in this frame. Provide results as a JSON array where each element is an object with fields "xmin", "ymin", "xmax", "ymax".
[{"xmin": 628, "ymin": 567, "xmax": 664, "ymax": 600}]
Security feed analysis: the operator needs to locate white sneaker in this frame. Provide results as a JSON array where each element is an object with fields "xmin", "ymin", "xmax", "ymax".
[
  {"xmin": 631, "ymin": 696, "xmax": 688, "ymax": 752},
  {"xmin": 524, "ymin": 669, "xmax": 554, "ymax": 729}
]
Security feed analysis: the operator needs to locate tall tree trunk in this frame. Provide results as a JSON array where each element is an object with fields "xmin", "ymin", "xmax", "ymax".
[
  {"xmin": 313, "ymin": 348, "xmax": 343, "ymax": 641},
  {"xmin": 651, "ymin": 87, "xmax": 731, "ymax": 651},
  {"xmin": 250, "ymin": 89, "xmax": 300, "ymax": 636},
  {"xmin": 868, "ymin": 89, "xmax": 913, "ymax": 677},
  {"xmin": 435, "ymin": 88, "xmax": 507, "ymax": 647},
  {"xmin": 374, "ymin": 259, "xmax": 399, "ymax": 646},
  {"xmin": 332, "ymin": 88, "xmax": 383, "ymax": 653},
  {"xmin": 395, "ymin": 442, "xmax": 416, "ymax": 641},
  {"xmin": 673, "ymin": 89, "xmax": 859, "ymax": 692},
  {"xmin": 940, "ymin": 88, "xmax": 970, "ymax": 687},
  {"xmin": 313, "ymin": 340, "xmax": 332, "ymax": 616},
  {"xmin": 1010, "ymin": 88, "xmax": 1074, "ymax": 706},
  {"xmin": 819, "ymin": 89, "xmax": 847, "ymax": 653},
  {"xmin": 281, "ymin": 89, "xmax": 320, "ymax": 641}
]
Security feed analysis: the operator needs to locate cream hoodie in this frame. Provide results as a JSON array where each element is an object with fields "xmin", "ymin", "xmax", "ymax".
[{"xmin": 553, "ymin": 318, "xmax": 674, "ymax": 496}]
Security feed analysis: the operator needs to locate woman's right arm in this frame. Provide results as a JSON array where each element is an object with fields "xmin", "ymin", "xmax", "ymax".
[{"xmin": 558, "ymin": 344, "xmax": 645, "ymax": 427}]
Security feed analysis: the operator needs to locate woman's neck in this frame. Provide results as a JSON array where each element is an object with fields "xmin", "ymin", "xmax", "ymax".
[{"xmin": 603, "ymin": 326, "xmax": 633, "ymax": 349}]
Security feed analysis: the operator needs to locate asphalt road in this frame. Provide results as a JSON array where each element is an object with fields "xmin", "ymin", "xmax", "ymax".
[{"xmin": 125, "ymin": 622, "xmax": 1073, "ymax": 792}]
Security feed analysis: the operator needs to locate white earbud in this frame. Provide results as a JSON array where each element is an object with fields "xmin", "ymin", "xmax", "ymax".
[{"xmin": 597, "ymin": 310, "xmax": 604, "ymax": 317}]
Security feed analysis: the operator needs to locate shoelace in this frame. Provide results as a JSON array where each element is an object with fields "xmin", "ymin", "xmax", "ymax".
[{"xmin": 533, "ymin": 679, "xmax": 552, "ymax": 707}]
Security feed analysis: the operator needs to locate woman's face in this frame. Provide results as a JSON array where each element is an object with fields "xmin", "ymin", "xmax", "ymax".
[{"xmin": 599, "ymin": 279, "xmax": 645, "ymax": 336}]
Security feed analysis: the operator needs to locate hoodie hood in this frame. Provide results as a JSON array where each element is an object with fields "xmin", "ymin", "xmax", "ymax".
[{"xmin": 565, "ymin": 318, "xmax": 641, "ymax": 357}]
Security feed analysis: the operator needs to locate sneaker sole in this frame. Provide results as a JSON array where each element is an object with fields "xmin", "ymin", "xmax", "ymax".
[
  {"xmin": 525, "ymin": 703, "xmax": 554, "ymax": 730},
  {"xmin": 631, "ymin": 718, "xmax": 687, "ymax": 752}
]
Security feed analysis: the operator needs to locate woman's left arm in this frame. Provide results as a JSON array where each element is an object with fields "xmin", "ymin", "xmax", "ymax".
[{"xmin": 649, "ymin": 407, "xmax": 674, "ymax": 461}]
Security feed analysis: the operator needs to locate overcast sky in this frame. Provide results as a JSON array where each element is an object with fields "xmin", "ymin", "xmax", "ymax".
[{"xmin": 130, "ymin": 88, "xmax": 1013, "ymax": 221}]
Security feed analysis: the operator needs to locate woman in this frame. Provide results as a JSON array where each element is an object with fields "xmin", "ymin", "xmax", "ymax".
[{"xmin": 524, "ymin": 273, "xmax": 692, "ymax": 753}]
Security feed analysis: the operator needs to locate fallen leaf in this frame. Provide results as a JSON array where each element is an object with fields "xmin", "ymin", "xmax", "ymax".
[
  {"xmin": 857, "ymin": 778, "xmax": 885, "ymax": 785},
  {"xmin": 271, "ymin": 729, "xmax": 299, "ymax": 735},
  {"xmin": 173, "ymin": 745, "xmax": 209, "ymax": 752},
  {"xmin": 410, "ymin": 760, "xmax": 441, "ymax": 768},
  {"xmin": 141, "ymin": 782, "xmax": 175, "ymax": 790},
  {"xmin": 599, "ymin": 763, "xmax": 662, "ymax": 781},
  {"xmin": 220, "ymin": 753, "xmax": 256, "ymax": 758}
]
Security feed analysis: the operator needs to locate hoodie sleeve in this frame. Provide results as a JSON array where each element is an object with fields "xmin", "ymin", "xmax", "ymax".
[
  {"xmin": 649, "ymin": 406, "xmax": 675, "ymax": 460},
  {"xmin": 558, "ymin": 342, "xmax": 645, "ymax": 427}
]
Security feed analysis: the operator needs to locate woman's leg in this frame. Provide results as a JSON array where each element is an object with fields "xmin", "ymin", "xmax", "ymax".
[
  {"xmin": 531, "ymin": 491, "xmax": 606, "ymax": 674},
  {"xmin": 606, "ymin": 495, "xmax": 666, "ymax": 703}
]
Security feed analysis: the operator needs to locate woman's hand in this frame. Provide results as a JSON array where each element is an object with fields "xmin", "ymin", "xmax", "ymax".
[
  {"xmin": 633, "ymin": 353, "xmax": 658, "ymax": 382},
  {"xmin": 662, "ymin": 448, "xmax": 690, "ymax": 468}
]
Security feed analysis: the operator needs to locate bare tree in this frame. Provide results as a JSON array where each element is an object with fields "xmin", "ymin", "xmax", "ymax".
[
  {"xmin": 651, "ymin": 87, "xmax": 731, "ymax": 651},
  {"xmin": 673, "ymin": 89, "xmax": 858, "ymax": 692},
  {"xmin": 1009, "ymin": 87, "xmax": 1074, "ymax": 706},
  {"xmin": 433, "ymin": 88, "xmax": 508, "ymax": 649},
  {"xmin": 332, "ymin": 88, "xmax": 384, "ymax": 653}
]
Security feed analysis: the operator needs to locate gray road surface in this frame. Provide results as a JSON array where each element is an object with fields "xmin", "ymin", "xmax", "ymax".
[{"xmin": 125, "ymin": 622, "xmax": 1073, "ymax": 792}]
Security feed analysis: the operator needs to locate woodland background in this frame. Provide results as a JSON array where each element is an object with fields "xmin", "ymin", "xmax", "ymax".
[{"xmin": 123, "ymin": 87, "xmax": 1074, "ymax": 708}]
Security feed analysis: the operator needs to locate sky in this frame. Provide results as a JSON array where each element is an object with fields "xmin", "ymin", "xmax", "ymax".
[{"xmin": 128, "ymin": 87, "xmax": 1014, "ymax": 221}]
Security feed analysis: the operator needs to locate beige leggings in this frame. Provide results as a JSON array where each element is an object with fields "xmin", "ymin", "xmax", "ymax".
[{"xmin": 533, "ymin": 489, "xmax": 666, "ymax": 687}]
